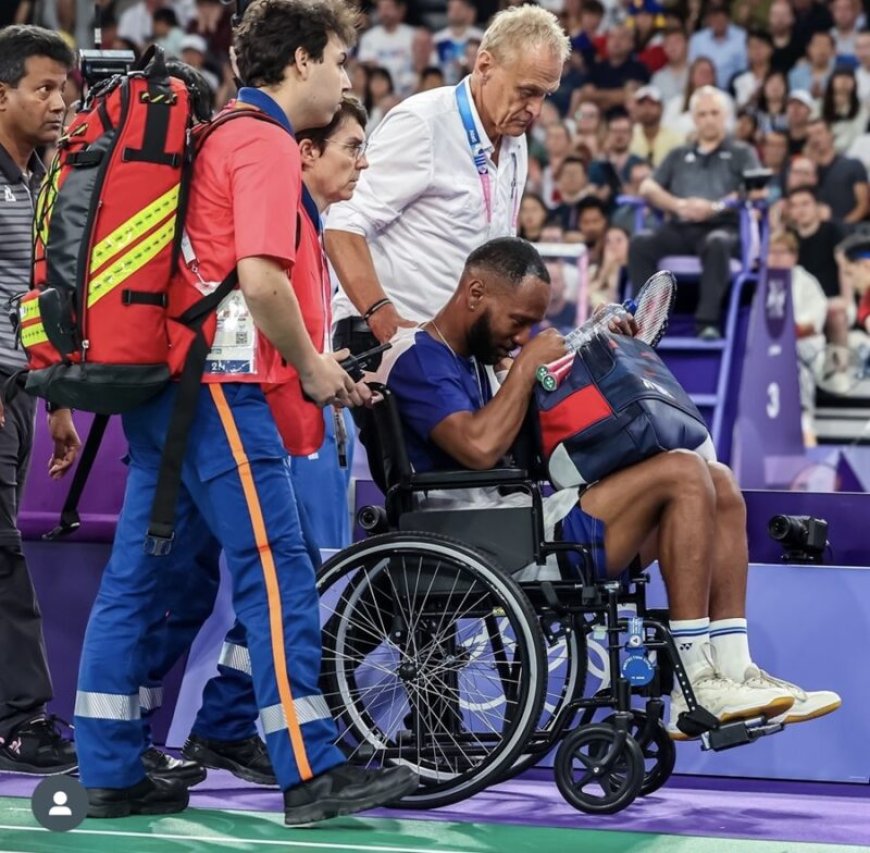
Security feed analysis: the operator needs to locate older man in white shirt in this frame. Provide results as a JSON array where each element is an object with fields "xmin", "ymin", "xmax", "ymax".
[{"xmin": 325, "ymin": 4, "xmax": 569, "ymax": 355}]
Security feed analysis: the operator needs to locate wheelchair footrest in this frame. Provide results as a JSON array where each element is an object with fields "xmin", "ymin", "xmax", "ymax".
[
  {"xmin": 675, "ymin": 707, "xmax": 720, "ymax": 738},
  {"xmin": 700, "ymin": 715, "xmax": 785, "ymax": 751}
]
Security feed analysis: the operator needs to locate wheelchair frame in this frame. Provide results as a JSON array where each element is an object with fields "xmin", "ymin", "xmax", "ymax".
[{"xmin": 317, "ymin": 383, "xmax": 783, "ymax": 814}]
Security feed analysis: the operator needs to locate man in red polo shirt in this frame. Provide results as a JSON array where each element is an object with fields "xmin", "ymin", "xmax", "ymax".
[
  {"xmin": 74, "ymin": 0, "xmax": 418, "ymax": 825},
  {"xmin": 174, "ymin": 95, "xmax": 372, "ymax": 789}
]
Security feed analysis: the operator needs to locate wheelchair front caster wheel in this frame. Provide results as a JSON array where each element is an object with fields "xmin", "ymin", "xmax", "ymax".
[
  {"xmin": 601, "ymin": 711, "xmax": 676, "ymax": 796},
  {"xmin": 554, "ymin": 723, "xmax": 645, "ymax": 814}
]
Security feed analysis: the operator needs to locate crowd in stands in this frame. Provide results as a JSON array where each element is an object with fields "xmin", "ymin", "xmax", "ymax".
[{"xmin": 3, "ymin": 0, "xmax": 870, "ymax": 440}]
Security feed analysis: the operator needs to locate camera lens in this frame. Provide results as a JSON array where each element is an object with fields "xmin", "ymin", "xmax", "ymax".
[
  {"xmin": 357, "ymin": 505, "xmax": 386, "ymax": 532},
  {"xmin": 768, "ymin": 514, "xmax": 799, "ymax": 541}
]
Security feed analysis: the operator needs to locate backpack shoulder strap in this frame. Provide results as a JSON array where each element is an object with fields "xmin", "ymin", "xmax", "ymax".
[
  {"xmin": 43, "ymin": 414, "xmax": 111, "ymax": 540},
  {"xmin": 194, "ymin": 108, "xmax": 286, "ymax": 152}
]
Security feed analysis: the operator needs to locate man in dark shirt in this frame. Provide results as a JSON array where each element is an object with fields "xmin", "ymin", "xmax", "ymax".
[
  {"xmin": 769, "ymin": 0, "xmax": 804, "ymax": 73},
  {"xmin": 805, "ymin": 118, "xmax": 869, "ymax": 224},
  {"xmin": 0, "ymin": 25, "xmax": 80, "ymax": 776},
  {"xmin": 789, "ymin": 186, "xmax": 843, "ymax": 298},
  {"xmin": 787, "ymin": 185, "xmax": 851, "ymax": 357},
  {"xmin": 791, "ymin": 0, "xmax": 834, "ymax": 53},
  {"xmin": 628, "ymin": 86, "xmax": 761, "ymax": 338},
  {"xmin": 580, "ymin": 22, "xmax": 650, "ymax": 113},
  {"xmin": 587, "ymin": 108, "xmax": 645, "ymax": 206}
]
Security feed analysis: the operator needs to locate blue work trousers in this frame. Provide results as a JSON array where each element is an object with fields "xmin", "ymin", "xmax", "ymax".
[{"xmin": 74, "ymin": 383, "xmax": 344, "ymax": 790}]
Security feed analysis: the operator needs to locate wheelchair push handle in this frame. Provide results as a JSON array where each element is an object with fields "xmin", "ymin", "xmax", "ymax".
[{"xmin": 302, "ymin": 342, "xmax": 392, "ymax": 403}]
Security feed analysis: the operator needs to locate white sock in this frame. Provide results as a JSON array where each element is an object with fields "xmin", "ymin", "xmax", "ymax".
[
  {"xmin": 710, "ymin": 617, "xmax": 753, "ymax": 682},
  {"xmin": 669, "ymin": 617, "xmax": 710, "ymax": 682}
]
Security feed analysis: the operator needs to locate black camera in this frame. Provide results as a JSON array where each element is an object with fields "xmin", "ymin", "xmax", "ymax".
[
  {"xmin": 78, "ymin": 4, "xmax": 136, "ymax": 91},
  {"xmin": 768, "ymin": 514, "xmax": 828, "ymax": 564},
  {"xmin": 78, "ymin": 49, "xmax": 135, "ymax": 87},
  {"xmin": 742, "ymin": 168, "xmax": 773, "ymax": 193}
]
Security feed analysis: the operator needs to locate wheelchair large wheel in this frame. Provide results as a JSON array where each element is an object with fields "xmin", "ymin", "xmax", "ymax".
[
  {"xmin": 317, "ymin": 532, "xmax": 547, "ymax": 809},
  {"xmin": 601, "ymin": 711, "xmax": 676, "ymax": 796},
  {"xmin": 554, "ymin": 724, "xmax": 645, "ymax": 814},
  {"xmin": 497, "ymin": 622, "xmax": 587, "ymax": 781}
]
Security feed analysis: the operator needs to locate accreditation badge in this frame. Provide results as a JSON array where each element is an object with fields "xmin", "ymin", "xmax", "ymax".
[{"xmin": 204, "ymin": 289, "xmax": 258, "ymax": 375}]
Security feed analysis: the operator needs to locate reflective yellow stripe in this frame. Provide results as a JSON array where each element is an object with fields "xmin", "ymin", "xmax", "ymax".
[
  {"xmin": 18, "ymin": 300, "xmax": 39, "ymax": 323},
  {"xmin": 21, "ymin": 321, "xmax": 48, "ymax": 348},
  {"xmin": 90, "ymin": 185, "xmax": 179, "ymax": 272},
  {"xmin": 87, "ymin": 216, "xmax": 175, "ymax": 308}
]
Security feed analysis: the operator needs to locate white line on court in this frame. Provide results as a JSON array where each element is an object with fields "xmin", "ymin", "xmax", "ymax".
[{"xmin": 0, "ymin": 825, "xmax": 479, "ymax": 853}]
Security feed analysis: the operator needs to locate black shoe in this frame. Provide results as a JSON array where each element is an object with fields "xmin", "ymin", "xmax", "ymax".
[
  {"xmin": 141, "ymin": 747, "xmax": 207, "ymax": 787},
  {"xmin": 283, "ymin": 764, "xmax": 418, "ymax": 826},
  {"xmin": 0, "ymin": 715, "xmax": 77, "ymax": 776},
  {"xmin": 87, "ymin": 775, "xmax": 189, "ymax": 818},
  {"xmin": 182, "ymin": 733, "xmax": 277, "ymax": 786}
]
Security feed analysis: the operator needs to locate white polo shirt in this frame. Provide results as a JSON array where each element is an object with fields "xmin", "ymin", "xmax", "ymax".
[{"xmin": 327, "ymin": 77, "xmax": 527, "ymax": 325}]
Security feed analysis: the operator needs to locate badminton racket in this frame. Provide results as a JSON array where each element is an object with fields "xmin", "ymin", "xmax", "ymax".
[{"xmin": 537, "ymin": 269, "xmax": 678, "ymax": 391}]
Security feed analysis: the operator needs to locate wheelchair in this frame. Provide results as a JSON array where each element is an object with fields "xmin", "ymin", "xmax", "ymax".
[{"xmin": 316, "ymin": 384, "xmax": 783, "ymax": 815}]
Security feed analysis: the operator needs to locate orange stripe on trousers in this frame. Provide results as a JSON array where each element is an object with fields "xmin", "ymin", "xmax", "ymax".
[{"xmin": 209, "ymin": 385, "xmax": 313, "ymax": 782}]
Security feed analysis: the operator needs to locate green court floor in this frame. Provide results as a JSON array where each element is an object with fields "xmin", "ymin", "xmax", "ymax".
[{"xmin": 2, "ymin": 797, "xmax": 869, "ymax": 853}]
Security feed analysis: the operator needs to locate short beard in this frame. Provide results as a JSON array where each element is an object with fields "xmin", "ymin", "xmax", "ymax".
[{"xmin": 467, "ymin": 309, "xmax": 501, "ymax": 365}]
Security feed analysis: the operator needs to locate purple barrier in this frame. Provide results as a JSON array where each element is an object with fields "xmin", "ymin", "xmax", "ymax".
[
  {"xmin": 732, "ymin": 266, "xmax": 805, "ymax": 488},
  {"xmin": 26, "ymin": 540, "xmax": 185, "ymax": 744},
  {"xmin": 20, "ymin": 412, "xmax": 129, "ymax": 543}
]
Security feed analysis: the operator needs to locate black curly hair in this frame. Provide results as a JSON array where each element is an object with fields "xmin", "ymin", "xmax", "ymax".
[{"xmin": 234, "ymin": 0, "xmax": 359, "ymax": 89}]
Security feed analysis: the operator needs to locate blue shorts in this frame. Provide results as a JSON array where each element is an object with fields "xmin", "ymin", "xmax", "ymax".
[{"xmin": 560, "ymin": 506, "xmax": 607, "ymax": 579}]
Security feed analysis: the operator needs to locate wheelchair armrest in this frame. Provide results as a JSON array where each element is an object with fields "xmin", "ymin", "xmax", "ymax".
[{"xmin": 407, "ymin": 467, "xmax": 530, "ymax": 490}]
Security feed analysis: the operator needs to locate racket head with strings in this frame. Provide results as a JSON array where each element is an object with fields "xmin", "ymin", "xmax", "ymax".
[{"xmin": 630, "ymin": 270, "xmax": 677, "ymax": 347}]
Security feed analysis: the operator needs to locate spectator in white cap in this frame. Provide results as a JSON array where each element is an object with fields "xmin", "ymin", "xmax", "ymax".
[
  {"xmin": 786, "ymin": 89, "xmax": 817, "ymax": 154},
  {"xmin": 180, "ymin": 34, "xmax": 219, "ymax": 92},
  {"xmin": 629, "ymin": 84, "xmax": 682, "ymax": 166}
]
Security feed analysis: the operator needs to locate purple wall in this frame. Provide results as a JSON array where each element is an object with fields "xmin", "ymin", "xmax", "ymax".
[
  {"xmin": 27, "ymin": 541, "xmax": 185, "ymax": 744},
  {"xmin": 20, "ymin": 413, "xmax": 128, "ymax": 543}
]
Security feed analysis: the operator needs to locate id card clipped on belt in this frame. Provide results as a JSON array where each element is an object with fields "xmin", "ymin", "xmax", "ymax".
[{"xmin": 204, "ymin": 289, "xmax": 258, "ymax": 375}]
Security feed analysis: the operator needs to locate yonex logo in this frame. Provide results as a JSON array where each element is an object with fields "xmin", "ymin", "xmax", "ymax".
[
  {"xmin": 679, "ymin": 642, "xmax": 693, "ymax": 652},
  {"xmin": 4, "ymin": 186, "xmax": 15, "ymax": 203}
]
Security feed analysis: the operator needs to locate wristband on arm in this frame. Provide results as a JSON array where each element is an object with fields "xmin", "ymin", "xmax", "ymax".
[{"xmin": 363, "ymin": 297, "xmax": 392, "ymax": 323}]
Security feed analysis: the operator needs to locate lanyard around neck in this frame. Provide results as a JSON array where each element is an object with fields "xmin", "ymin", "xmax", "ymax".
[
  {"xmin": 236, "ymin": 87, "xmax": 294, "ymax": 135},
  {"xmin": 455, "ymin": 80, "xmax": 493, "ymax": 223}
]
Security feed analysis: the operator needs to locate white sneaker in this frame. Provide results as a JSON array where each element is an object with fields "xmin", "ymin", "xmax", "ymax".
[
  {"xmin": 668, "ymin": 666, "xmax": 795, "ymax": 741},
  {"xmin": 743, "ymin": 667, "xmax": 842, "ymax": 725}
]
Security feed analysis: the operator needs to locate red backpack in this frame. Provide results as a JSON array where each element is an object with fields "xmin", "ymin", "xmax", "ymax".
[{"xmin": 15, "ymin": 47, "xmax": 281, "ymax": 552}]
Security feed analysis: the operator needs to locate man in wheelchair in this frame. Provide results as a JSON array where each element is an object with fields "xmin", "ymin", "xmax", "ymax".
[{"xmin": 373, "ymin": 236, "xmax": 840, "ymax": 739}]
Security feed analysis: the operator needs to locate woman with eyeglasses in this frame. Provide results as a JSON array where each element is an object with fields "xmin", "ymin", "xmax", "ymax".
[{"xmin": 268, "ymin": 94, "xmax": 371, "ymax": 551}]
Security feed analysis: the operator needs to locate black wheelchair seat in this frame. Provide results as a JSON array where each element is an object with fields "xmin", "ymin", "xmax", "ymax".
[{"xmin": 398, "ymin": 505, "xmax": 537, "ymax": 574}]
